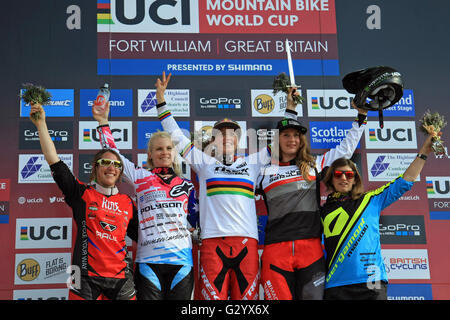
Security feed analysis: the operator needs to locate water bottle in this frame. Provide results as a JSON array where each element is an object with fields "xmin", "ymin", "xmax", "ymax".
[{"xmin": 93, "ymin": 83, "xmax": 110, "ymax": 112}]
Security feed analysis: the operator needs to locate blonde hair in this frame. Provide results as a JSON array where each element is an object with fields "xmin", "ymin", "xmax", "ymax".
[{"xmin": 146, "ymin": 131, "xmax": 182, "ymax": 176}]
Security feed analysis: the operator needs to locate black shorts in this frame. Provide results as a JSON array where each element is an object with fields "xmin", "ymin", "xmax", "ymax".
[
  {"xmin": 69, "ymin": 275, "xmax": 136, "ymax": 300},
  {"xmin": 135, "ymin": 263, "xmax": 193, "ymax": 300},
  {"xmin": 324, "ymin": 281, "xmax": 387, "ymax": 300}
]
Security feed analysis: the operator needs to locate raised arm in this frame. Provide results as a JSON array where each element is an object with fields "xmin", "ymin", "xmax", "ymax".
[
  {"xmin": 154, "ymin": 72, "xmax": 212, "ymax": 171},
  {"xmin": 403, "ymin": 133, "xmax": 434, "ymax": 182},
  {"xmin": 29, "ymin": 103, "xmax": 59, "ymax": 165},
  {"xmin": 316, "ymin": 101, "xmax": 368, "ymax": 170}
]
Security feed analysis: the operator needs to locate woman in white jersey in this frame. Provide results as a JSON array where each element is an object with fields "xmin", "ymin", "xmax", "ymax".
[{"xmin": 154, "ymin": 72, "xmax": 298, "ymax": 300}]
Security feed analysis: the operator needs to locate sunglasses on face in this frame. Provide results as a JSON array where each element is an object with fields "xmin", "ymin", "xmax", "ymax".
[
  {"xmin": 96, "ymin": 158, "xmax": 122, "ymax": 169},
  {"xmin": 333, "ymin": 170, "xmax": 355, "ymax": 179}
]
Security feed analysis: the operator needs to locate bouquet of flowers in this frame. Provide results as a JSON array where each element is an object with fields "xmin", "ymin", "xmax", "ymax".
[
  {"xmin": 272, "ymin": 72, "xmax": 304, "ymax": 105},
  {"xmin": 418, "ymin": 109, "xmax": 447, "ymax": 156},
  {"xmin": 20, "ymin": 83, "xmax": 51, "ymax": 120}
]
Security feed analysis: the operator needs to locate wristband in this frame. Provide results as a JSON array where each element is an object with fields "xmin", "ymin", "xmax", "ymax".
[
  {"xmin": 417, "ymin": 153, "xmax": 428, "ymax": 160},
  {"xmin": 355, "ymin": 113, "xmax": 367, "ymax": 126},
  {"xmin": 156, "ymin": 101, "xmax": 167, "ymax": 108}
]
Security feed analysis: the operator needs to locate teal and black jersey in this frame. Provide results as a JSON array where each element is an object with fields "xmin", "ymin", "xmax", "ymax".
[{"xmin": 321, "ymin": 175, "xmax": 414, "ymax": 289}]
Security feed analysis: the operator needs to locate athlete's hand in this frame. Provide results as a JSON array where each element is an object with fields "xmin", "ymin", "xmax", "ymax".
[{"xmin": 155, "ymin": 71, "xmax": 172, "ymax": 103}]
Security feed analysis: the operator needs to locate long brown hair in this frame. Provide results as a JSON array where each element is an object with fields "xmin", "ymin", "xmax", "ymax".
[
  {"xmin": 273, "ymin": 132, "xmax": 316, "ymax": 182},
  {"xmin": 322, "ymin": 158, "xmax": 365, "ymax": 199},
  {"xmin": 89, "ymin": 149, "xmax": 124, "ymax": 183}
]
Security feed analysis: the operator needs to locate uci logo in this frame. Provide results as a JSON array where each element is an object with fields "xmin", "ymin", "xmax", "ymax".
[
  {"xmin": 371, "ymin": 128, "xmax": 413, "ymax": 142},
  {"xmin": 106, "ymin": 0, "xmax": 199, "ymax": 33}
]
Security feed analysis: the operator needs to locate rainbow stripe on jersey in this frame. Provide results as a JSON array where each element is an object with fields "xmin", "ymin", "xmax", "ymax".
[{"xmin": 206, "ymin": 177, "xmax": 254, "ymax": 199}]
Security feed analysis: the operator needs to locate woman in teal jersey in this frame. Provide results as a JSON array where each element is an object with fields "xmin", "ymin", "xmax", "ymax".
[{"xmin": 320, "ymin": 132, "xmax": 436, "ymax": 300}]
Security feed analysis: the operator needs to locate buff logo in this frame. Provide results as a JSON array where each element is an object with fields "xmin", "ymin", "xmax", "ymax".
[{"xmin": 17, "ymin": 259, "xmax": 40, "ymax": 281}]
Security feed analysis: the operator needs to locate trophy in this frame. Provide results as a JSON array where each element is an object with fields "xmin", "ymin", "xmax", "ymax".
[
  {"xmin": 419, "ymin": 110, "xmax": 447, "ymax": 156},
  {"xmin": 20, "ymin": 83, "xmax": 51, "ymax": 120},
  {"xmin": 272, "ymin": 39, "xmax": 304, "ymax": 105}
]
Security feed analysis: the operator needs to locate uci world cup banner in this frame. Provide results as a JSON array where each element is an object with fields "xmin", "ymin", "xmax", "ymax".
[{"xmin": 97, "ymin": 0, "xmax": 339, "ymax": 76}]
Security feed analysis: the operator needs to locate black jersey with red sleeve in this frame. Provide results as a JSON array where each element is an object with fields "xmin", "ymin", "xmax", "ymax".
[{"xmin": 50, "ymin": 160, "xmax": 138, "ymax": 279}]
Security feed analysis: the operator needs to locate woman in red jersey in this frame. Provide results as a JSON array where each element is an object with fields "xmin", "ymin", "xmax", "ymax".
[{"xmin": 30, "ymin": 103, "xmax": 138, "ymax": 300}]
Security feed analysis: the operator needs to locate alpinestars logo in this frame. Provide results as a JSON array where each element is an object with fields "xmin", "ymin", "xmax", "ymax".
[
  {"xmin": 169, "ymin": 181, "xmax": 193, "ymax": 198},
  {"xmin": 370, "ymin": 156, "xmax": 390, "ymax": 177},
  {"xmin": 141, "ymin": 91, "xmax": 157, "ymax": 113},
  {"xmin": 21, "ymin": 157, "xmax": 42, "ymax": 179}
]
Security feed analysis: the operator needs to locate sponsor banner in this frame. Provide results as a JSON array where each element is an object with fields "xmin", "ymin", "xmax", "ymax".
[
  {"xmin": 13, "ymin": 288, "xmax": 69, "ymax": 300},
  {"xmin": 368, "ymin": 89, "xmax": 415, "ymax": 117},
  {"xmin": 97, "ymin": 1, "xmax": 336, "ymax": 34},
  {"xmin": 387, "ymin": 284, "xmax": 432, "ymax": 300},
  {"xmin": 427, "ymin": 176, "xmax": 450, "ymax": 219},
  {"xmin": 97, "ymin": 1, "xmax": 338, "ymax": 75},
  {"xmin": 20, "ymin": 89, "xmax": 74, "ymax": 117},
  {"xmin": 426, "ymin": 176, "xmax": 450, "ymax": 198},
  {"xmin": 366, "ymin": 153, "xmax": 418, "ymax": 182},
  {"xmin": 14, "ymin": 252, "xmax": 72, "ymax": 285},
  {"xmin": 251, "ymin": 89, "xmax": 303, "ymax": 117},
  {"xmin": 137, "ymin": 89, "xmax": 190, "ymax": 117},
  {"xmin": 19, "ymin": 121, "xmax": 73, "ymax": 150},
  {"xmin": 309, "ymin": 121, "xmax": 360, "ymax": 149},
  {"xmin": 98, "ymin": 58, "xmax": 339, "ymax": 76},
  {"xmin": 196, "ymin": 90, "xmax": 246, "ymax": 116},
  {"xmin": 251, "ymin": 120, "xmax": 278, "ymax": 145},
  {"xmin": 98, "ymin": 33, "xmax": 338, "ymax": 60},
  {"xmin": 18, "ymin": 154, "xmax": 73, "ymax": 184},
  {"xmin": 379, "ymin": 215, "xmax": 426, "ymax": 244},
  {"xmin": 79, "ymin": 121, "xmax": 132, "ymax": 150},
  {"xmin": 382, "ymin": 249, "xmax": 430, "ymax": 280},
  {"xmin": 194, "ymin": 120, "xmax": 247, "ymax": 149},
  {"xmin": 0, "ymin": 179, "xmax": 11, "ymax": 201},
  {"xmin": 0, "ymin": 201, "xmax": 9, "ymax": 224},
  {"xmin": 365, "ymin": 121, "xmax": 417, "ymax": 149},
  {"xmin": 137, "ymin": 121, "xmax": 190, "ymax": 150},
  {"xmin": 306, "ymin": 89, "xmax": 355, "ymax": 117},
  {"xmin": 15, "ymin": 218, "xmax": 72, "ymax": 249},
  {"xmin": 80, "ymin": 89, "xmax": 133, "ymax": 117}
]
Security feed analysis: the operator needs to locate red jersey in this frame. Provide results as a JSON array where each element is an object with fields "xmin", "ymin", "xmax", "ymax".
[{"xmin": 50, "ymin": 160, "xmax": 138, "ymax": 278}]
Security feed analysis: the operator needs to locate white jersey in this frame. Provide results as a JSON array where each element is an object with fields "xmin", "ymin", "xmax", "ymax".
[{"xmin": 157, "ymin": 104, "xmax": 295, "ymax": 240}]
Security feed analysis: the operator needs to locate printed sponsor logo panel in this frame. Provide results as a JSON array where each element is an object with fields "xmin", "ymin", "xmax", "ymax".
[
  {"xmin": 15, "ymin": 218, "xmax": 73, "ymax": 249},
  {"xmin": 18, "ymin": 154, "xmax": 73, "ymax": 183}
]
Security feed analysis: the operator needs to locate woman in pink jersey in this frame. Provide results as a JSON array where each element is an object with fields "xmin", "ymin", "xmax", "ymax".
[{"xmin": 94, "ymin": 103, "xmax": 198, "ymax": 300}]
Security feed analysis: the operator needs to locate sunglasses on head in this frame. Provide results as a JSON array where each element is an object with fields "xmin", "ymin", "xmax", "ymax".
[
  {"xmin": 97, "ymin": 158, "xmax": 122, "ymax": 169},
  {"xmin": 333, "ymin": 170, "xmax": 355, "ymax": 179}
]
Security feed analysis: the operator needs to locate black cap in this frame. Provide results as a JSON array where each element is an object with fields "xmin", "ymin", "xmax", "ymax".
[{"xmin": 276, "ymin": 118, "xmax": 307, "ymax": 134}]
